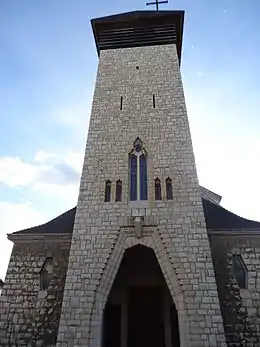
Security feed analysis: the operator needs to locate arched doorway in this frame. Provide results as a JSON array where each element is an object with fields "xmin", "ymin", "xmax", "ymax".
[{"xmin": 102, "ymin": 245, "xmax": 180, "ymax": 347}]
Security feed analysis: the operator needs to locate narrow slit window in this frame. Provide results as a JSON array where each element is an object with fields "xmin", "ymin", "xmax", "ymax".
[
  {"xmin": 166, "ymin": 177, "xmax": 173, "ymax": 200},
  {"xmin": 232, "ymin": 255, "xmax": 247, "ymax": 289},
  {"xmin": 120, "ymin": 97, "xmax": 123, "ymax": 110},
  {"xmin": 115, "ymin": 180, "xmax": 122, "ymax": 202},
  {"xmin": 155, "ymin": 178, "xmax": 162, "ymax": 200},
  {"xmin": 153, "ymin": 94, "xmax": 156, "ymax": 108},
  {"xmin": 40, "ymin": 257, "xmax": 53, "ymax": 291},
  {"xmin": 105, "ymin": 180, "xmax": 111, "ymax": 202}
]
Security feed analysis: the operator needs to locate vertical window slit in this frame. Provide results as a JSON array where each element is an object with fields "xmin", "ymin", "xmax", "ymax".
[
  {"xmin": 104, "ymin": 180, "xmax": 111, "ymax": 202},
  {"xmin": 120, "ymin": 96, "xmax": 123, "ymax": 110},
  {"xmin": 155, "ymin": 178, "xmax": 162, "ymax": 201},
  {"xmin": 115, "ymin": 180, "xmax": 122, "ymax": 202},
  {"xmin": 153, "ymin": 94, "xmax": 156, "ymax": 108},
  {"xmin": 166, "ymin": 177, "xmax": 173, "ymax": 200}
]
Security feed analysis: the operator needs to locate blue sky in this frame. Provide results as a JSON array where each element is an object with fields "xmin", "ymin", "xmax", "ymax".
[{"xmin": 1, "ymin": 0, "xmax": 260, "ymax": 279}]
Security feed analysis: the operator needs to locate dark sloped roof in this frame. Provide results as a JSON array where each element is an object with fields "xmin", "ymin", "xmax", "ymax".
[
  {"xmin": 203, "ymin": 199, "xmax": 260, "ymax": 230},
  {"xmin": 9, "ymin": 199, "xmax": 260, "ymax": 237},
  {"xmin": 11, "ymin": 207, "xmax": 76, "ymax": 235}
]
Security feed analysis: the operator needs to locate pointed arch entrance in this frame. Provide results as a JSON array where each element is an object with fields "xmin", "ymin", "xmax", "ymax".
[
  {"xmin": 89, "ymin": 230, "xmax": 189, "ymax": 347},
  {"xmin": 102, "ymin": 245, "xmax": 179, "ymax": 347}
]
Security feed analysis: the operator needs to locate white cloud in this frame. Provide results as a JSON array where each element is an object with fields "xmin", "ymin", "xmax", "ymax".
[
  {"xmin": 33, "ymin": 152, "xmax": 84, "ymax": 202},
  {"xmin": 0, "ymin": 150, "xmax": 83, "ymax": 189},
  {"xmin": 33, "ymin": 181, "xmax": 79, "ymax": 203},
  {"xmin": 34, "ymin": 150, "xmax": 56, "ymax": 164},
  {"xmin": 0, "ymin": 202, "xmax": 47, "ymax": 280},
  {"xmin": 65, "ymin": 150, "xmax": 84, "ymax": 173},
  {"xmin": 0, "ymin": 157, "xmax": 36, "ymax": 187},
  {"xmin": 0, "ymin": 202, "xmax": 45, "ymax": 234}
]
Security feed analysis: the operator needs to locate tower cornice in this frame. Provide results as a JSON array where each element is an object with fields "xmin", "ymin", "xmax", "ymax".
[{"xmin": 91, "ymin": 10, "xmax": 185, "ymax": 64}]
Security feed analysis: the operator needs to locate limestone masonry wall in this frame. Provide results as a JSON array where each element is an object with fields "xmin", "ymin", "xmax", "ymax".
[
  {"xmin": 210, "ymin": 233, "xmax": 260, "ymax": 347},
  {"xmin": 57, "ymin": 44, "xmax": 226, "ymax": 347},
  {"xmin": 0, "ymin": 238, "xmax": 70, "ymax": 347},
  {"xmin": 2, "ymin": 228, "xmax": 260, "ymax": 346}
]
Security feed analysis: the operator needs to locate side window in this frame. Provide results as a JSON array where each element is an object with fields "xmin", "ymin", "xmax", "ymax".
[
  {"xmin": 40, "ymin": 257, "xmax": 53, "ymax": 291},
  {"xmin": 232, "ymin": 255, "xmax": 247, "ymax": 289}
]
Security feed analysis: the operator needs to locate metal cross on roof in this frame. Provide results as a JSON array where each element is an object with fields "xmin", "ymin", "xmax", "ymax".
[{"xmin": 146, "ymin": 0, "xmax": 168, "ymax": 11}]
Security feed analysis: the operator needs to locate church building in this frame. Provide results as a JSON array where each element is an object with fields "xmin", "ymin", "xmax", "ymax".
[{"xmin": 1, "ymin": 5, "xmax": 260, "ymax": 347}]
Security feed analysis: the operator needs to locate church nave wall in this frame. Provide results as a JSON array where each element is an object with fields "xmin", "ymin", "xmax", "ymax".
[
  {"xmin": 209, "ymin": 233, "xmax": 260, "ymax": 346},
  {"xmin": 0, "ymin": 237, "xmax": 71, "ymax": 347}
]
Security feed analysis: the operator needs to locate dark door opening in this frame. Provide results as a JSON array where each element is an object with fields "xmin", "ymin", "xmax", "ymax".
[
  {"xmin": 102, "ymin": 246, "xmax": 180, "ymax": 347},
  {"xmin": 170, "ymin": 304, "xmax": 180, "ymax": 347},
  {"xmin": 102, "ymin": 303, "xmax": 121, "ymax": 347},
  {"xmin": 127, "ymin": 286, "xmax": 165, "ymax": 347}
]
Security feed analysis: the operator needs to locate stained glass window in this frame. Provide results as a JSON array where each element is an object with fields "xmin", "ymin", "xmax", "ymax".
[
  {"xmin": 129, "ymin": 138, "xmax": 148, "ymax": 202},
  {"xmin": 140, "ymin": 154, "xmax": 147, "ymax": 200},
  {"xmin": 134, "ymin": 138, "xmax": 142, "ymax": 153},
  {"xmin": 130, "ymin": 155, "xmax": 137, "ymax": 201}
]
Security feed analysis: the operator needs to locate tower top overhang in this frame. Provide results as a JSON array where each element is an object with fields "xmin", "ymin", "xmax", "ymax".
[{"xmin": 91, "ymin": 10, "xmax": 185, "ymax": 64}]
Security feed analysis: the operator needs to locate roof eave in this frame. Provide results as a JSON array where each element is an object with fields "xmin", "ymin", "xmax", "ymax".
[
  {"xmin": 8, "ymin": 232, "xmax": 72, "ymax": 243},
  {"xmin": 208, "ymin": 229, "xmax": 260, "ymax": 237}
]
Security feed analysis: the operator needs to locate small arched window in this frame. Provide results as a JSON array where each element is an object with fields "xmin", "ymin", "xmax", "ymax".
[
  {"xmin": 232, "ymin": 255, "xmax": 247, "ymax": 289},
  {"xmin": 166, "ymin": 177, "xmax": 173, "ymax": 200},
  {"xmin": 115, "ymin": 180, "xmax": 122, "ymax": 202},
  {"xmin": 129, "ymin": 138, "xmax": 148, "ymax": 201},
  {"xmin": 104, "ymin": 180, "xmax": 111, "ymax": 202},
  {"xmin": 40, "ymin": 257, "xmax": 53, "ymax": 291},
  {"xmin": 155, "ymin": 178, "xmax": 161, "ymax": 200}
]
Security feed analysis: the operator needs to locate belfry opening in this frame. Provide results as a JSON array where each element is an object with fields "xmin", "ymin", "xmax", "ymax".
[{"xmin": 102, "ymin": 245, "xmax": 180, "ymax": 347}]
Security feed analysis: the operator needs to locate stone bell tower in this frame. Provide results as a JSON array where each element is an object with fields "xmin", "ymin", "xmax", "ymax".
[{"xmin": 57, "ymin": 9, "xmax": 227, "ymax": 347}]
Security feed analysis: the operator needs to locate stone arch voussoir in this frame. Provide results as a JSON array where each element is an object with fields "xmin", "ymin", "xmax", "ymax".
[{"xmin": 89, "ymin": 228, "xmax": 190, "ymax": 347}]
